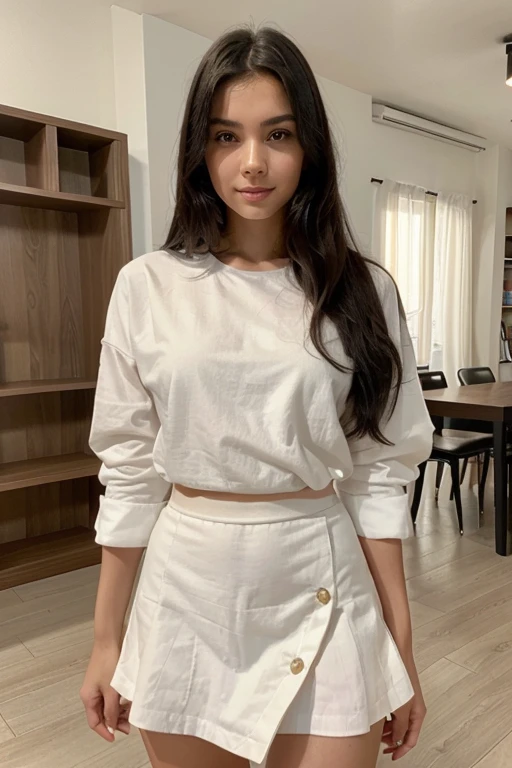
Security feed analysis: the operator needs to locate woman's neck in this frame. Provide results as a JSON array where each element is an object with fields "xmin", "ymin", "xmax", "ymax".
[{"xmin": 216, "ymin": 211, "xmax": 286, "ymax": 265}]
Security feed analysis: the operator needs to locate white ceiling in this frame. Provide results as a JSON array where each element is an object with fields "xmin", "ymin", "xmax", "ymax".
[{"xmin": 119, "ymin": 0, "xmax": 512, "ymax": 149}]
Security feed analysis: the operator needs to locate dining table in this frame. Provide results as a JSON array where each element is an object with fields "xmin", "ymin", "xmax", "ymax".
[{"xmin": 423, "ymin": 381, "xmax": 512, "ymax": 556}]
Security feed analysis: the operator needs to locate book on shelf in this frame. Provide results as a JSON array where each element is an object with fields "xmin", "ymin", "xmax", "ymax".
[{"xmin": 501, "ymin": 320, "xmax": 512, "ymax": 362}]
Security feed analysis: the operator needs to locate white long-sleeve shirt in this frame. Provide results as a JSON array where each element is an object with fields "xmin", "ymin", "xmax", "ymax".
[{"xmin": 89, "ymin": 249, "xmax": 434, "ymax": 547}]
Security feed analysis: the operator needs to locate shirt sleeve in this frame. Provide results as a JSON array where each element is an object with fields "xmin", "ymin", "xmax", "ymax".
[
  {"xmin": 334, "ymin": 268, "xmax": 434, "ymax": 540},
  {"xmin": 89, "ymin": 270, "xmax": 172, "ymax": 547}
]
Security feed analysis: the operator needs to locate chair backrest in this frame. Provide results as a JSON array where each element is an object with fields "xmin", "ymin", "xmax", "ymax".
[
  {"xmin": 418, "ymin": 370, "xmax": 448, "ymax": 391},
  {"xmin": 457, "ymin": 366, "xmax": 496, "ymax": 386},
  {"xmin": 417, "ymin": 364, "xmax": 429, "ymax": 371}
]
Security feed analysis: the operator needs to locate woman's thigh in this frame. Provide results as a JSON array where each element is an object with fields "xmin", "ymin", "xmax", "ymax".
[
  {"xmin": 139, "ymin": 730, "xmax": 250, "ymax": 768},
  {"xmin": 266, "ymin": 718, "xmax": 386, "ymax": 768}
]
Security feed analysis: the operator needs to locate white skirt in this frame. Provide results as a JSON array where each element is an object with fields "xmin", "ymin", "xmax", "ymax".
[{"xmin": 111, "ymin": 486, "xmax": 413, "ymax": 765}]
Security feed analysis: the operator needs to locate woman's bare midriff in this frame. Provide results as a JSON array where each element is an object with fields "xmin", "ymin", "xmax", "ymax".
[{"xmin": 173, "ymin": 480, "xmax": 336, "ymax": 503}]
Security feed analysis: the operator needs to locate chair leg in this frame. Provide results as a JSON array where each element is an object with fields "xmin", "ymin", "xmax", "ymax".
[
  {"xmin": 460, "ymin": 457, "xmax": 469, "ymax": 486},
  {"xmin": 435, "ymin": 462, "xmax": 443, "ymax": 503},
  {"xmin": 478, "ymin": 452, "xmax": 490, "ymax": 517},
  {"xmin": 450, "ymin": 459, "xmax": 464, "ymax": 535},
  {"xmin": 451, "ymin": 458, "xmax": 468, "ymax": 500},
  {"xmin": 411, "ymin": 461, "xmax": 427, "ymax": 530},
  {"xmin": 509, "ymin": 461, "xmax": 512, "ymax": 520}
]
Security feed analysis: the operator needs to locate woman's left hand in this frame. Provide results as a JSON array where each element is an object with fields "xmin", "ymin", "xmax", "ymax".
[{"xmin": 381, "ymin": 658, "xmax": 426, "ymax": 761}]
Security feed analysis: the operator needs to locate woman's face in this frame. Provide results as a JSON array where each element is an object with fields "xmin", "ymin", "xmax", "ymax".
[{"xmin": 204, "ymin": 74, "xmax": 305, "ymax": 222}]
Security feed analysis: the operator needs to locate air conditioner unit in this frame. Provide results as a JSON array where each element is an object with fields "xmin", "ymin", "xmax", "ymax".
[{"xmin": 372, "ymin": 104, "xmax": 487, "ymax": 152}]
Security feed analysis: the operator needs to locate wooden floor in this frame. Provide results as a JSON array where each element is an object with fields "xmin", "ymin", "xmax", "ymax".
[{"xmin": 1, "ymin": 463, "xmax": 512, "ymax": 768}]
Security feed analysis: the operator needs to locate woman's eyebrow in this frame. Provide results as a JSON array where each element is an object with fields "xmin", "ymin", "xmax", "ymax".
[{"xmin": 209, "ymin": 114, "xmax": 296, "ymax": 128}]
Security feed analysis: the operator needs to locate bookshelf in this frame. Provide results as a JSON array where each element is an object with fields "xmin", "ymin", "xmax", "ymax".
[
  {"xmin": 0, "ymin": 103, "xmax": 132, "ymax": 588},
  {"xmin": 501, "ymin": 209, "xmax": 512, "ymax": 364}
]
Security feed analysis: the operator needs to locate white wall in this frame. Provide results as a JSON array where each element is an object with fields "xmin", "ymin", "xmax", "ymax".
[
  {"xmin": 0, "ymin": 0, "xmax": 118, "ymax": 128},
  {"xmin": 474, "ymin": 145, "xmax": 512, "ymax": 380},
  {"xmin": 318, "ymin": 79, "xmax": 373, "ymax": 252},
  {"xmin": 319, "ymin": 80, "xmax": 477, "ymax": 254},
  {"xmin": 111, "ymin": 6, "xmax": 152, "ymax": 259},
  {"xmin": 142, "ymin": 15, "xmax": 212, "ymax": 251},
  {"xmin": 473, "ymin": 147, "xmax": 501, "ymax": 372},
  {"xmin": 369, "ymin": 123, "xmax": 477, "ymax": 200}
]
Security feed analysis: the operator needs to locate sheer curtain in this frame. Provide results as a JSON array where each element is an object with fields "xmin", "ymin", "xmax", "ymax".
[
  {"xmin": 432, "ymin": 193, "xmax": 473, "ymax": 385},
  {"xmin": 372, "ymin": 180, "xmax": 473, "ymax": 385},
  {"xmin": 372, "ymin": 180, "xmax": 434, "ymax": 366}
]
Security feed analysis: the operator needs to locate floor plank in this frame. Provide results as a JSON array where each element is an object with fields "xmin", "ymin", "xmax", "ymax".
[
  {"xmin": 0, "ymin": 713, "xmax": 142, "ymax": 768},
  {"xmin": 13, "ymin": 565, "xmax": 100, "ymax": 603},
  {"xmin": 473, "ymin": 731, "xmax": 512, "ymax": 767},
  {"xmin": 446, "ymin": 618, "xmax": 512, "ymax": 677},
  {"xmin": 408, "ymin": 600, "xmax": 445, "ymax": 630},
  {"xmin": 0, "ymin": 671, "xmax": 86, "ymax": 736},
  {"xmin": 0, "ymin": 713, "xmax": 15, "ymax": 746}
]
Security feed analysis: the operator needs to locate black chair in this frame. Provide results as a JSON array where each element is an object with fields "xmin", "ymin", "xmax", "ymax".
[
  {"xmin": 458, "ymin": 366, "xmax": 496, "ymax": 386},
  {"xmin": 457, "ymin": 366, "xmax": 512, "ymax": 511},
  {"xmin": 453, "ymin": 367, "xmax": 495, "ymax": 489},
  {"xmin": 412, "ymin": 371, "xmax": 493, "ymax": 535},
  {"xmin": 417, "ymin": 371, "xmax": 486, "ymax": 502}
]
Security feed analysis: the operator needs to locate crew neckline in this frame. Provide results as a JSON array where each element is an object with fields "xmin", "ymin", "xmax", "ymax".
[{"xmin": 207, "ymin": 251, "xmax": 290, "ymax": 276}]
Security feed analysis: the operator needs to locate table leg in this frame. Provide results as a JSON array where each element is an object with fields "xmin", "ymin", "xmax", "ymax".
[{"xmin": 494, "ymin": 421, "xmax": 510, "ymax": 556}]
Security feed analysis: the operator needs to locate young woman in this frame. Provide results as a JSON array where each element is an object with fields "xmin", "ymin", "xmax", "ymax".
[{"xmin": 80, "ymin": 24, "xmax": 434, "ymax": 768}]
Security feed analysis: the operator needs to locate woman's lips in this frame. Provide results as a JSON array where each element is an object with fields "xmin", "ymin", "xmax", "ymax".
[{"xmin": 238, "ymin": 189, "xmax": 274, "ymax": 202}]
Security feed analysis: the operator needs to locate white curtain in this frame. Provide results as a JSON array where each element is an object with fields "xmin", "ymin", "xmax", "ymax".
[
  {"xmin": 431, "ymin": 193, "xmax": 473, "ymax": 386},
  {"xmin": 372, "ymin": 180, "xmax": 435, "ymax": 366},
  {"xmin": 373, "ymin": 180, "xmax": 473, "ymax": 385}
]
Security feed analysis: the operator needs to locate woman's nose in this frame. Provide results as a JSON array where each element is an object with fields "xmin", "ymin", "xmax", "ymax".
[{"xmin": 240, "ymin": 141, "xmax": 267, "ymax": 175}]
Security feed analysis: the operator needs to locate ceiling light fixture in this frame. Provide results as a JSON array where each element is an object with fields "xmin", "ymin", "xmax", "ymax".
[{"xmin": 504, "ymin": 34, "xmax": 512, "ymax": 86}]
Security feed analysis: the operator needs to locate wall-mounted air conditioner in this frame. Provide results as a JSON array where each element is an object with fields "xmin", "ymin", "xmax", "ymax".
[{"xmin": 372, "ymin": 104, "xmax": 487, "ymax": 152}]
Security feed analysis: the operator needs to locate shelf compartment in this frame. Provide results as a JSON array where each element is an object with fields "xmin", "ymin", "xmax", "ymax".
[
  {"xmin": 0, "ymin": 526, "xmax": 100, "ymax": 590},
  {"xmin": 0, "ymin": 379, "xmax": 97, "ymax": 398},
  {"xmin": 58, "ymin": 128, "xmax": 124, "ymax": 202},
  {"xmin": 0, "ymin": 181, "xmax": 124, "ymax": 210},
  {"xmin": 0, "ymin": 453, "xmax": 100, "ymax": 493},
  {"xmin": 0, "ymin": 117, "xmax": 59, "ymax": 191}
]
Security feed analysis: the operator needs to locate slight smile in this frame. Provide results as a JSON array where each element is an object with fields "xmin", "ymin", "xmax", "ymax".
[{"xmin": 237, "ymin": 188, "xmax": 275, "ymax": 202}]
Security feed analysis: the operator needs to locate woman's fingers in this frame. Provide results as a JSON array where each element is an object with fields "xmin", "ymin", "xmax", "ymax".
[
  {"xmin": 382, "ymin": 706, "xmax": 425, "ymax": 760},
  {"xmin": 116, "ymin": 700, "xmax": 132, "ymax": 735},
  {"xmin": 382, "ymin": 711, "xmax": 409, "ymax": 757},
  {"xmin": 80, "ymin": 687, "xmax": 115, "ymax": 742},
  {"xmin": 381, "ymin": 718, "xmax": 394, "ymax": 743},
  {"xmin": 397, "ymin": 711, "xmax": 423, "ymax": 754},
  {"xmin": 103, "ymin": 687, "xmax": 121, "ymax": 738}
]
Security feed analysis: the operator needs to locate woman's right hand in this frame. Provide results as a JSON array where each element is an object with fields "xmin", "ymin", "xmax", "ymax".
[{"xmin": 80, "ymin": 642, "xmax": 131, "ymax": 741}]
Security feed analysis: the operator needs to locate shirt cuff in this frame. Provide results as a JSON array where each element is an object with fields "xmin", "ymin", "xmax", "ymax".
[
  {"xmin": 94, "ymin": 495, "xmax": 167, "ymax": 547},
  {"xmin": 337, "ymin": 491, "xmax": 414, "ymax": 539}
]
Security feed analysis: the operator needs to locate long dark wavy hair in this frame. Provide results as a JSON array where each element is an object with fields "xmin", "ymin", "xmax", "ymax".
[{"xmin": 164, "ymin": 24, "xmax": 403, "ymax": 443}]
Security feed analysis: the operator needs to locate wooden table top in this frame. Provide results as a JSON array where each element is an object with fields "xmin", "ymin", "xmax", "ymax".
[{"xmin": 424, "ymin": 381, "xmax": 512, "ymax": 422}]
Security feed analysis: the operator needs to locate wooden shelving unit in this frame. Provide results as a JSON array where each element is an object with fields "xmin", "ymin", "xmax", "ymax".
[
  {"xmin": 0, "ymin": 103, "xmax": 132, "ymax": 588},
  {"xmin": 0, "ymin": 181, "xmax": 124, "ymax": 211},
  {"xmin": 0, "ymin": 453, "xmax": 101, "ymax": 493},
  {"xmin": 502, "ymin": 215, "xmax": 512, "ymax": 365},
  {"xmin": 0, "ymin": 378, "xmax": 96, "ymax": 397}
]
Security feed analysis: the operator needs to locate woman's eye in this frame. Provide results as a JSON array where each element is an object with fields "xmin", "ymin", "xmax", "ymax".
[
  {"xmin": 215, "ymin": 130, "xmax": 291, "ymax": 144},
  {"xmin": 216, "ymin": 132, "xmax": 235, "ymax": 143},
  {"xmin": 269, "ymin": 130, "xmax": 291, "ymax": 141}
]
